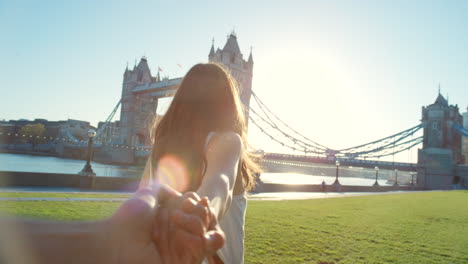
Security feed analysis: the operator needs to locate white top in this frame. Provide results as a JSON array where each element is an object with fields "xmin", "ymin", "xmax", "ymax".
[
  {"xmin": 204, "ymin": 132, "xmax": 246, "ymax": 264},
  {"xmin": 216, "ymin": 193, "xmax": 247, "ymax": 264}
]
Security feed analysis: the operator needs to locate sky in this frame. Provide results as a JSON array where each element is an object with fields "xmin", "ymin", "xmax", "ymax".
[{"xmin": 1, "ymin": 0, "xmax": 467, "ymax": 162}]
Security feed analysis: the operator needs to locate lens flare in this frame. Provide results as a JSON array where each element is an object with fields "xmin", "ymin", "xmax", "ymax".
[{"xmin": 154, "ymin": 155, "xmax": 189, "ymax": 192}]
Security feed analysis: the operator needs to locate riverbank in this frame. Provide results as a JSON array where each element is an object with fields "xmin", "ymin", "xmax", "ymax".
[{"xmin": 0, "ymin": 170, "xmax": 416, "ymax": 193}]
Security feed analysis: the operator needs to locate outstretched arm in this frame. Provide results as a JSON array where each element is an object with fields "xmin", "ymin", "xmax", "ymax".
[
  {"xmin": 0, "ymin": 216, "xmax": 111, "ymax": 264},
  {"xmin": 197, "ymin": 132, "xmax": 242, "ymax": 220},
  {"xmin": 0, "ymin": 184, "xmax": 224, "ymax": 264}
]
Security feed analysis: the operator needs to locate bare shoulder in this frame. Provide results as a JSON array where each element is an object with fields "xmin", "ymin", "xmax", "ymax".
[{"xmin": 207, "ymin": 132, "xmax": 243, "ymax": 156}]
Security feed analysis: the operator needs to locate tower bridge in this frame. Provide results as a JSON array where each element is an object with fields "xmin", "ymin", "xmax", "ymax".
[
  {"xmin": 118, "ymin": 32, "xmax": 253, "ymax": 147},
  {"xmin": 57, "ymin": 32, "xmax": 467, "ymax": 190},
  {"xmin": 263, "ymin": 152, "xmax": 418, "ymax": 171}
]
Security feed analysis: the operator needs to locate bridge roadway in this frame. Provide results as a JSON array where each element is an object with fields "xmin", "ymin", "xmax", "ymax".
[
  {"xmin": 132, "ymin": 77, "xmax": 183, "ymax": 98},
  {"xmin": 62, "ymin": 143, "xmax": 418, "ymax": 171},
  {"xmin": 263, "ymin": 152, "xmax": 418, "ymax": 171}
]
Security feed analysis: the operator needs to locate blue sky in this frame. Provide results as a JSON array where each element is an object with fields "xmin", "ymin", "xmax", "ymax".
[{"xmin": 1, "ymin": 0, "xmax": 467, "ymax": 161}]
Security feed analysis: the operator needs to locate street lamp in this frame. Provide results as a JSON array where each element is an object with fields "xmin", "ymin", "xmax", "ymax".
[
  {"xmin": 80, "ymin": 129, "xmax": 97, "ymax": 176},
  {"xmin": 373, "ymin": 166, "xmax": 379, "ymax": 187},
  {"xmin": 333, "ymin": 160, "xmax": 340, "ymax": 185},
  {"xmin": 393, "ymin": 169, "xmax": 399, "ymax": 186}
]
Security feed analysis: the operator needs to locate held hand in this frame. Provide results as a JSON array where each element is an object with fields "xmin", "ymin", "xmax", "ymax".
[
  {"xmin": 106, "ymin": 184, "xmax": 173, "ymax": 264},
  {"xmin": 154, "ymin": 192, "xmax": 225, "ymax": 264},
  {"xmin": 107, "ymin": 184, "xmax": 224, "ymax": 264}
]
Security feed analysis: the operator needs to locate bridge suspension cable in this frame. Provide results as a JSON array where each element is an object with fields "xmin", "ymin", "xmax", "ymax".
[
  {"xmin": 61, "ymin": 99, "xmax": 121, "ymax": 144},
  {"xmin": 249, "ymin": 92, "xmax": 424, "ymax": 159},
  {"xmin": 251, "ymin": 91, "xmax": 331, "ymax": 151},
  {"xmin": 94, "ymin": 99, "xmax": 121, "ymax": 141},
  {"xmin": 249, "ymin": 107, "xmax": 327, "ymax": 154}
]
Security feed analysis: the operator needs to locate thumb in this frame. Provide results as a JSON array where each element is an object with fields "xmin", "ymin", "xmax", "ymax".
[{"xmin": 204, "ymin": 230, "xmax": 225, "ymax": 255}]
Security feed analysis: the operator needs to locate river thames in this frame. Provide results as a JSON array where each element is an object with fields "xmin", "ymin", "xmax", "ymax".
[{"xmin": 0, "ymin": 153, "xmax": 400, "ymax": 187}]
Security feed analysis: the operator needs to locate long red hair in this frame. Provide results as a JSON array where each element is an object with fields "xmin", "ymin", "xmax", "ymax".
[{"xmin": 150, "ymin": 63, "xmax": 260, "ymax": 192}]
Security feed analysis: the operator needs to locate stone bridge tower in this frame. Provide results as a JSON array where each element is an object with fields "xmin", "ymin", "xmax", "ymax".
[
  {"xmin": 417, "ymin": 92, "xmax": 463, "ymax": 189},
  {"xmin": 119, "ymin": 58, "xmax": 159, "ymax": 146},
  {"xmin": 208, "ymin": 32, "xmax": 254, "ymax": 123}
]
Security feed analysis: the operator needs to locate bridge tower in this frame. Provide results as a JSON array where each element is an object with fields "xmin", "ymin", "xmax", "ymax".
[
  {"xmin": 208, "ymin": 32, "xmax": 254, "ymax": 123},
  {"xmin": 119, "ymin": 58, "xmax": 158, "ymax": 146},
  {"xmin": 463, "ymin": 107, "xmax": 468, "ymax": 164},
  {"xmin": 417, "ymin": 92, "xmax": 463, "ymax": 189}
]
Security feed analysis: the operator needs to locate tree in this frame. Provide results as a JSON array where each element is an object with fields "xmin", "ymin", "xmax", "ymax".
[{"xmin": 19, "ymin": 124, "xmax": 46, "ymax": 150}]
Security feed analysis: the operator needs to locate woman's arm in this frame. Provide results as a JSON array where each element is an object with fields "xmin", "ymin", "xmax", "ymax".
[{"xmin": 197, "ymin": 132, "xmax": 242, "ymax": 220}]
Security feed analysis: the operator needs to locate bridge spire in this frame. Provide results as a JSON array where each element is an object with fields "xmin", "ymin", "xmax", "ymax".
[
  {"xmin": 248, "ymin": 46, "xmax": 253, "ymax": 64},
  {"xmin": 156, "ymin": 70, "xmax": 161, "ymax": 82},
  {"xmin": 209, "ymin": 38, "xmax": 215, "ymax": 59}
]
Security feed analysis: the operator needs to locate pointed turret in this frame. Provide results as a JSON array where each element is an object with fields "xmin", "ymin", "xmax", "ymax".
[
  {"xmin": 134, "ymin": 57, "xmax": 152, "ymax": 82},
  {"xmin": 137, "ymin": 57, "xmax": 150, "ymax": 72},
  {"xmin": 156, "ymin": 71, "xmax": 161, "ymax": 82},
  {"xmin": 434, "ymin": 93, "xmax": 448, "ymax": 107},
  {"xmin": 247, "ymin": 46, "xmax": 253, "ymax": 64},
  {"xmin": 209, "ymin": 38, "xmax": 215, "ymax": 59},
  {"xmin": 223, "ymin": 33, "xmax": 241, "ymax": 55}
]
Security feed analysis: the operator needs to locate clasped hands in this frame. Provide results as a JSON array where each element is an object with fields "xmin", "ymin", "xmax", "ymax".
[{"xmin": 107, "ymin": 184, "xmax": 224, "ymax": 264}]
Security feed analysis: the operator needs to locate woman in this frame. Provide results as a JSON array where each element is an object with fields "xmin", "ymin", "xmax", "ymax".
[{"xmin": 140, "ymin": 63, "xmax": 260, "ymax": 264}]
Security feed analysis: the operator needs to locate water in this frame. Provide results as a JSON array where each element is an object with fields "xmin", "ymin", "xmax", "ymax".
[
  {"xmin": 260, "ymin": 172, "xmax": 392, "ymax": 186},
  {"xmin": 0, "ymin": 153, "xmax": 142, "ymax": 178},
  {"xmin": 0, "ymin": 153, "xmax": 394, "ymax": 186}
]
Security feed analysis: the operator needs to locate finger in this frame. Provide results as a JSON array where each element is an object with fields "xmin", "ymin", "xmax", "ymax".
[
  {"xmin": 173, "ymin": 228, "xmax": 205, "ymax": 261},
  {"xmin": 160, "ymin": 189, "xmax": 191, "ymax": 210},
  {"xmin": 183, "ymin": 191, "xmax": 201, "ymax": 202},
  {"xmin": 153, "ymin": 184, "xmax": 181, "ymax": 204},
  {"xmin": 182, "ymin": 197, "xmax": 210, "ymax": 228},
  {"xmin": 172, "ymin": 191, "xmax": 201, "ymax": 211},
  {"xmin": 199, "ymin": 196, "xmax": 209, "ymax": 207},
  {"xmin": 155, "ymin": 207, "xmax": 171, "ymax": 263},
  {"xmin": 172, "ymin": 210, "xmax": 206, "ymax": 236},
  {"xmin": 204, "ymin": 230, "xmax": 225, "ymax": 255}
]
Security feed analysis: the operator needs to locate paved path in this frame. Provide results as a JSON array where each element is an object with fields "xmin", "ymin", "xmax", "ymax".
[{"xmin": 0, "ymin": 190, "xmax": 438, "ymax": 202}]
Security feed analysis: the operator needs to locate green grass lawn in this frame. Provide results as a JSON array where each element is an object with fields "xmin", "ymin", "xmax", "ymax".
[{"xmin": 0, "ymin": 191, "xmax": 467, "ymax": 264}]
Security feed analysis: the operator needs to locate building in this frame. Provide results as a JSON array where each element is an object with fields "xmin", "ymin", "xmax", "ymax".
[
  {"xmin": 58, "ymin": 119, "xmax": 94, "ymax": 141},
  {"xmin": 463, "ymin": 107, "xmax": 468, "ymax": 164},
  {"xmin": 118, "ymin": 57, "xmax": 160, "ymax": 146},
  {"xmin": 417, "ymin": 93, "xmax": 463, "ymax": 189},
  {"xmin": 0, "ymin": 119, "xmax": 68, "ymax": 143},
  {"xmin": 118, "ymin": 32, "xmax": 253, "ymax": 147},
  {"xmin": 209, "ymin": 32, "xmax": 254, "ymax": 117},
  {"xmin": 97, "ymin": 120, "xmax": 120, "ymax": 144}
]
